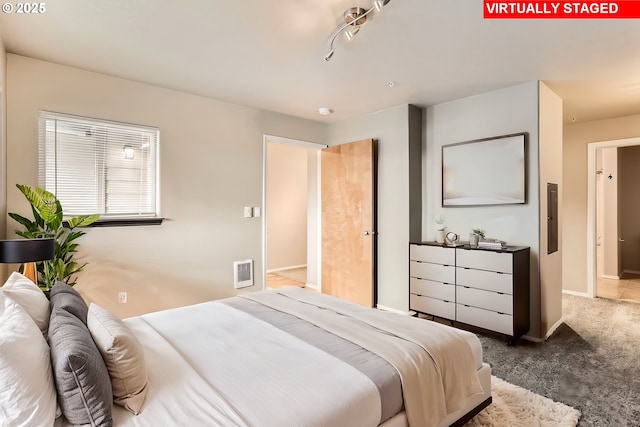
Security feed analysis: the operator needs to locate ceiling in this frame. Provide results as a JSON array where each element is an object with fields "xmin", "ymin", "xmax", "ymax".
[{"xmin": 1, "ymin": 0, "xmax": 639, "ymax": 124}]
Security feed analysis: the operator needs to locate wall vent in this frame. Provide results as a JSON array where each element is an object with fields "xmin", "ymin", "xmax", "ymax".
[{"xmin": 234, "ymin": 260, "xmax": 254, "ymax": 289}]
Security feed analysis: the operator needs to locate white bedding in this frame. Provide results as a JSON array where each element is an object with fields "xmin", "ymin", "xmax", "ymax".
[
  {"xmin": 56, "ymin": 288, "xmax": 486, "ymax": 427},
  {"xmin": 112, "ymin": 302, "xmax": 381, "ymax": 427}
]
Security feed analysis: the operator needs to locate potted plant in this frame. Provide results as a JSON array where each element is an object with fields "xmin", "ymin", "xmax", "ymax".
[
  {"xmin": 434, "ymin": 215, "xmax": 447, "ymax": 244},
  {"xmin": 8, "ymin": 184, "xmax": 99, "ymax": 293},
  {"xmin": 470, "ymin": 228, "xmax": 486, "ymax": 247}
]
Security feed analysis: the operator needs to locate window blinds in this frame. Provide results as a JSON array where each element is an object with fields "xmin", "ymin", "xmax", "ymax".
[{"xmin": 38, "ymin": 111, "xmax": 160, "ymax": 219}]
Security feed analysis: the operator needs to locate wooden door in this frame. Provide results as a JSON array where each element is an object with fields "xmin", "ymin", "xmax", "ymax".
[{"xmin": 321, "ymin": 139, "xmax": 376, "ymax": 307}]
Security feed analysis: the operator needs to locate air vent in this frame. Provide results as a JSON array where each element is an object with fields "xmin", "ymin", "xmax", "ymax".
[{"xmin": 234, "ymin": 260, "xmax": 254, "ymax": 289}]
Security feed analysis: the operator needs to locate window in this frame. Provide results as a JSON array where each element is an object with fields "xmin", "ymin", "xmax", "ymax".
[{"xmin": 38, "ymin": 111, "xmax": 160, "ymax": 223}]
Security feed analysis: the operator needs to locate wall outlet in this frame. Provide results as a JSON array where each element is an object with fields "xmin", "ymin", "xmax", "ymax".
[
  {"xmin": 118, "ymin": 292, "xmax": 127, "ymax": 304},
  {"xmin": 244, "ymin": 207, "xmax": 253, "ymax": 218}
]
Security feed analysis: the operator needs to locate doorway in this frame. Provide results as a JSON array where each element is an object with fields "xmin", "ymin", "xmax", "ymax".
[
  {"xmin": 262, "ymin": 135, "xmax": 326, "ymax": 291},
  {"xmin": 588, "ymin": 137, "xmax": 640, "ymax": 301}
]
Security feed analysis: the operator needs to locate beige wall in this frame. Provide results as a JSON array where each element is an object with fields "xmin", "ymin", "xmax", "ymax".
[
  {"xmin": 6, "ymin": 54, "xmax": 325, "ymax": 318},
  {"xmin": 0, "ymin": 38, "xmax": 6, "ymax": 241},
  {"xmin": 601, "ymin": 147, "xmax": 620, "ymax": 277},
  {"xmin": 563, "ymin": 113, "xmax": 640, "ymax": 294},
  {"xmin": 327, "ymin": 104, "xmax": 417, "ymax": 312},
  {"xmin": 425, "ymin": 82, "xmax": 541, "ymax": 337},
  {"xmin": 538, "ymin": 82, "xmax": 563, "ymax": 336},
  {"xmin": 619, "ymin": 145, "xmax": 640, "ymax": 274},
  {"xmin": 266, "ymin": 142, "xmax": 309, "ymax": 271}
]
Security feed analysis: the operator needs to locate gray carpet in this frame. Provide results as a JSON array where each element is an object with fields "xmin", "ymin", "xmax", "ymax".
[{"xmin": 478, "ymin": 295, "xmax": 640, "ymax": 426}]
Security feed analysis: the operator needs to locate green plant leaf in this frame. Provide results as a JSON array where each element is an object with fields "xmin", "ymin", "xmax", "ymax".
[
  {"xmin": 16, "ymin": 184, "xmax": 63, "ymax": 229},
  {"xmin": 66, "ymin": 214, "xmax": 100, "ymax": 229},
  {"xmin": 9, "ymin": 184, "xmax": 94, "ymax": 289},
  {"xmin": 8, "ymin": 212, "xmax": 36, "ymax": 232}
]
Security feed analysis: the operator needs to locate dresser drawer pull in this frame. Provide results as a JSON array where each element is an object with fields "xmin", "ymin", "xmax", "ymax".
[{"xmin": 463, "ymin": 286, "xmax": 470, "ymax": 289}]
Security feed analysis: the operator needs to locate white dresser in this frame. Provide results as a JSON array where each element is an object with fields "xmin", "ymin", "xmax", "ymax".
[{"xmin": 409, "ymin": 242, "xmax": 530, "ymax": 342}]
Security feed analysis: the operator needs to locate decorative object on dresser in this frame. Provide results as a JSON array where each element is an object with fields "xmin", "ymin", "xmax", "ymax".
[
  {"xmin": 434, "ymin": 215, "xmax": 447, "ymax": 243},
  {"xmin": 469, "ymin": 228, "xmax": 485, "ymax": 247},
  {"xmin": 409, "ymin": 241, "xmax": 530, "ymax": 344}
]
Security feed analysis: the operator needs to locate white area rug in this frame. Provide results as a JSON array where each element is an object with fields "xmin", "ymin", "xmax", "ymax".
[{"xmin": 465, "ymin": 376, "xmax": 581, "ymax": 427}]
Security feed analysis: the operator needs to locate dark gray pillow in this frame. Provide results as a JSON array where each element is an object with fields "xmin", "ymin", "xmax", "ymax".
[
  {"xmin": 50, "ymin": 281, "xmax": 88, "ymax": 324},
  {"xmin": 49, "ymin": 307, "xmax": 113, "ymax": 427}
]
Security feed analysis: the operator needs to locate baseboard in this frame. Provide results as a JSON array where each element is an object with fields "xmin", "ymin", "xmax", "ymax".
[
  {"xmin": 562, "ymin": 289, "xmax": 591, "ymax": 297},
  {"xmin": 266, "ymin": 264, "xmax": 307, "ymax": 274},
  {"xmin": 376, "ymin": 304, "xmax": 412, "ymax": 316},
  {"xmin": 544, "ymin": 316, "xmax": 565, "ymax": 340},
  {"xmin": 304, "ymin": 283, "xmax": 319, "ymax": 290},
  {"xmin": 602, "ymin": 274, "xmax": 621, "ymax": 280}
]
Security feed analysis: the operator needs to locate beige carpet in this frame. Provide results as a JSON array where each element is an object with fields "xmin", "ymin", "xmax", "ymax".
[{"xmin": 465, "ymin": 376, "xmax": 581, "ymax": 427}]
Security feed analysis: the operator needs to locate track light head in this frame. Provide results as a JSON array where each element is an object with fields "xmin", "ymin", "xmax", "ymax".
[{"xmin": 323, "ymin": 49, "xmax": 335, "ymax": 62}]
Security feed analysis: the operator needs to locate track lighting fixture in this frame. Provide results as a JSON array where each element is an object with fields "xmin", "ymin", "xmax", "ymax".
[{"xmin": 323, "ymin": 0, "xmax": 392, "ymax": 61}]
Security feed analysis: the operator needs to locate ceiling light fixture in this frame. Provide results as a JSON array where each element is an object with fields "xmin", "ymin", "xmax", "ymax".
[
  {"xmin": 318, "ymin": 107, "xmax": 333, "ymax": 116},
  {"xmin": 323, "ymin": 0, "xmax": 392, "ymax": 62}
]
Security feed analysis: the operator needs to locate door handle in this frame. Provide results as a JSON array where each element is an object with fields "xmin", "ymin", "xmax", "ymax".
[
  {"xmin": 619, "ymin": 238, "xmax": 625, "ymax": 242},
  {"xmin": 364, "ymin": 230, "xmax": 377, "ymax": 236}
]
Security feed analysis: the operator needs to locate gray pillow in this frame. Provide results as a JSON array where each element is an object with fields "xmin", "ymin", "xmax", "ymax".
[
  {"xmin": 49, "ymin": 281, "xmax": 88, "ymax": 324},
  {"xmin": 49, "ymin": 307, "xmax": 113, "ymax": 427}
]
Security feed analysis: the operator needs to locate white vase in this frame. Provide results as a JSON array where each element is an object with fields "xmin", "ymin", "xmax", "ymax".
[{"xmin": 435, "ymin": 229, "xmax": 446, "ymax": 244}]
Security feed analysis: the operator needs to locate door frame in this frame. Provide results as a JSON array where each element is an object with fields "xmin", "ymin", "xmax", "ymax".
[
  {"xmin": 262, "ymin": 134, "xmax": 327, "ymax": 291},
  {"xmin": 586, "ymin": 136, "xmax": 640, "ymax": 297}
]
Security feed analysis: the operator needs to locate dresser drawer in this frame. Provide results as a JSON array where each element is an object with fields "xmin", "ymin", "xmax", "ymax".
[
  {"xmin": 456, "ymin": 286, "xmax": 513, "ymax": 315},
  {"xmin": 456, "ymin": 267, "xmax": 513, "ymax": 294},
  {"xmin": 456, "ymin": 249, "xmax": 513, "ymax": 273},
  {"xmin": 457, "ymin": 304, "xmax": 513, "ymax": 335},
  {"xmin": 410, "ymin": 261, "xmax": 455, "ymax": 284},
  {"xmin": 410, "ymin": 294, "xmax": 455, "ymax": 319},
  {"xmin": 410, "ymin": 244, "xmax": 455, "ymax": 265},
  {"xmin": 410, "ymin": 278, "xmax": 455, "ymax": 302}
]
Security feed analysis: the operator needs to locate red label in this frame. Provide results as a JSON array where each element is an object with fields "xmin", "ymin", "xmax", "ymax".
[{"xmin": 484, "ymin": 1, "xmax": 640, "ymax": 18}]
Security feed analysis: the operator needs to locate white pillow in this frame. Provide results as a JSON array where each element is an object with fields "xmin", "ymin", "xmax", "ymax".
[
  {"xmin": 87, "ymin": 303, "xmax": 149, "ymax": 415},
  {"xmin": 0, "ymin": 292, "xmax": 57, "ymax": 426},
  {"xmin": 1, "ymin": 272, "xmax": 50, "ymax": 335}
]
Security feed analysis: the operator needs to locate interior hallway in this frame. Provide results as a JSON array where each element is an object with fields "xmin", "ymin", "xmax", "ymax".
[
  {"xmin": 597, "ymin": 273, "xmax": 640, "ymax": 303},
  {"xmin": 266, "ymin": 267, "xmax": 307, "ymax": 290}
]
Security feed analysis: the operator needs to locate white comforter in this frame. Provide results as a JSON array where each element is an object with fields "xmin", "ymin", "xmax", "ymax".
[
  {"xmin": 110, "ymin": 301, "xmax": 382, "ymax": 427},
  {"xmin": 58, "ymin": 287, "xmax": 483, "ymax": 427},
  {"xmin": 242, "ymin": 288, "xmax": 483, "ymax": 427}
]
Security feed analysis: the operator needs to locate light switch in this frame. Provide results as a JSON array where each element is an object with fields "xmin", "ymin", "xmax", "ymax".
[
  {"xmin": 253, "ymin": 207, "xmax": 261, "ymax": 217},
  {"xmin": 244, "ymin": 207, "xmax": 253, "ymax": 218}
]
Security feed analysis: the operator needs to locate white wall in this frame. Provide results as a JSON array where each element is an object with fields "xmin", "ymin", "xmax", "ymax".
[
  {"xmin": 326, "ymin": 104, "xmax": 417, "ymax": 312},
  {"xmin": 424, "ymin": 81, "xmax": 543, "ymax": 338},
  {"xmin": 266, "ymin": 142, "xmax": 308, "ymax": 271},
  {"xmin": 6, "ymin": 54, "xmax": 325, "ymax": 318},
  {"xmin": 538, "ymin": 82, "xmax": 563, "ymax": 337},
  {"xmin": 563, "ymin": 113, "xmax": 640, "ymax": 293}
]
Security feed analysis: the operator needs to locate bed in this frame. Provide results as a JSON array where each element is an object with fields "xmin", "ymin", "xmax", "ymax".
[{"xmin": 1, "ymin": 274, "xmax": 491, "ymax": 427}]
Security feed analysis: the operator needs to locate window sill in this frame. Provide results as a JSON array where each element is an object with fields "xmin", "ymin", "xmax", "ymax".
[{"xmin": 74, "ymin": 218, "xmax": 164, "ymax": 227}]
